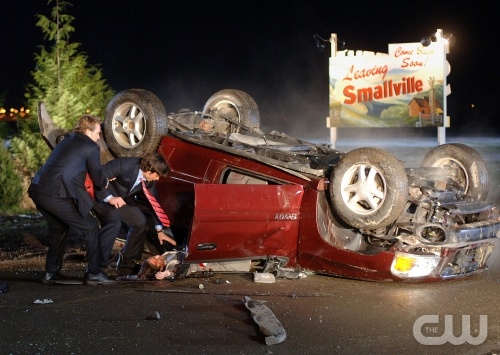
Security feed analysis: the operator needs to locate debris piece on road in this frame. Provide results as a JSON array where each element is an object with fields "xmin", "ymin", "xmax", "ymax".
[
  {"xmin": 244, "ymin": 296, "xmax": 286, "ymax": 345},
  {"xmin": 146, "ymin": 311, "xmax": 161, "ymax": 320},
  {"xmin": 275, "ymin": 268, "xmax": 309, "ymax": 279},
  {"xmin": 253, "ymin": 272, "xmax": 275, "ymax": 283},
  {"xmin": 33, "ymin": 298, "xmax": 53, "ymax": 304}
]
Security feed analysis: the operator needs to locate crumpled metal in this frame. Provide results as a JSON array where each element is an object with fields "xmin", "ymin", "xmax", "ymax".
[{"xmin": 244, "ymin": 296, "xmax": 286, "ymax": 345}]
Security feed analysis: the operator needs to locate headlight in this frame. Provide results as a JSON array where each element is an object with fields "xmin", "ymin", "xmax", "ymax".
[{"xmin": 391, "ymin": 252, "xmax": 440, "ymax": 278}]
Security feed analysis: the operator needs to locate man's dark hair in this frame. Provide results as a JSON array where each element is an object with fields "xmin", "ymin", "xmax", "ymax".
[{"xmin": 140, "ymin": 153, "xmax": 170, "ymax": 177}]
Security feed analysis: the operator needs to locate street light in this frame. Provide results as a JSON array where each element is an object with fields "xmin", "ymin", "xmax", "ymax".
[{"xmin": 421, "ymin": 31, "xmax": 454, "ymax": 49}]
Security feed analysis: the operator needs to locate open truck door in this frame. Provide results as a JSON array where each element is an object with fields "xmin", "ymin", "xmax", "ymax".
[{"xmin": 185, "ymin": 184, "xmax": 304, "ymax": 263}]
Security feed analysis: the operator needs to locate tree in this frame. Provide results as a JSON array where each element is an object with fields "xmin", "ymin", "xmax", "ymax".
[
  {"xmin": 0, "ymin": 140, "xmax": 23, "ymax": 213},
  {"xmin": 11, "ymin": 0, "xmax": 115, "ymax": 175},
  {"xmin": 0, "ymin": 92, "xmax": 8, "ymax": 139}
]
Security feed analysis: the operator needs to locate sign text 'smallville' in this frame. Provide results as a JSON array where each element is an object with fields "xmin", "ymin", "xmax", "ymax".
[{"xmin": 343, "ymin": 76, "xmax": 423, "ymax": 104}]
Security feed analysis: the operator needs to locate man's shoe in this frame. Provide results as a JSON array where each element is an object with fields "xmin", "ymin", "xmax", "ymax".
[
  {"xmin": 42, "ymin": 272, "xmax": 83, "ymax": 285},
  {"xmin": 41, "ymin": 272, "xmax": 62, "ymax": 284},
  {"xmin": 116, "ymin": 253, "xmax": 139, "ymax": 271},
  {"xmin": 84, "ymin": 272, "xmax": 117, "ymax": 285}
]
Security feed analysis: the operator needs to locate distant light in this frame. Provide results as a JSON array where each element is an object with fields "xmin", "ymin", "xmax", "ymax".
[
  {"xmin": 0, "ymin": 106, "xmax": 32, "ymax": 120},
  {"xmin": 470, "ymin": 104, "xmax": 475, "ymax": 109}
]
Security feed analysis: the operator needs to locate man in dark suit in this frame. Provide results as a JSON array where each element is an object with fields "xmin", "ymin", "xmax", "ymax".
[
  {"xmin": 94, "ymin": 153, "xmax": 176, "ymax": 271},
  {"xmin": 28, "ymin": 115, "xmax": 116, "ymax": 285}
]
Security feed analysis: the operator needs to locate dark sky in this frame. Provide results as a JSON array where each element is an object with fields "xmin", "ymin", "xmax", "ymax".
[{"xmin": 2, "ymin": 0, "xmax": 498, "ymax": 137}]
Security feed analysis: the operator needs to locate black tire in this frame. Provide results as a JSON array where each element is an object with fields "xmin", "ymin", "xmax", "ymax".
[
  {"xmin": 420, "ymin": 143, "xmax": 489, "ymax": 201},
  {"xmin": 203, "ymin": 89, "xmax": 260, "ymax": 133},
  {"xmin": 330, "ymin": 147, "xmax": 409, "ymax": 229},
  {"xmin": 104, "ymin": 89, "xmax": 168, "ymax": 157}
]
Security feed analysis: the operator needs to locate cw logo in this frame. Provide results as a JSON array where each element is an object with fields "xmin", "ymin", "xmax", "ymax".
[{"xmin": 413, "ymin": 315, "xmax": 488, "ymax": 345}]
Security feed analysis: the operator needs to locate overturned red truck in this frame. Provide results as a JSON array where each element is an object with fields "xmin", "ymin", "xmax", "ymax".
[{"xmin": 38, "ymin": 88, "xmax": 500, "ymax": 282}]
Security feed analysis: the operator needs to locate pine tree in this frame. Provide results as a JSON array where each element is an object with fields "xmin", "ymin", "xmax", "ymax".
[
  {"xmin": 11, "ymin": 0, "xmax": 115, "ymax": 174},
  {"xmin": 0, "ymin": 140, "xmax": 23, "ymax": 213},
  {"xmin": 0, "ymin": 92, "xmax": 8, "ymax": 139}
]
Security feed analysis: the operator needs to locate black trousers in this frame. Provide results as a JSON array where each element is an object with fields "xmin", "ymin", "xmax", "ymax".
[
  {"xmin": 94, "ymin": 203, "xmax": 150, "ymax": 260},
  {"xmin": 91, "ymin": 202, "xmax": 122, "ymax": 267},
  {"xmin": 120, "ymin": 204, "xmax": 151, "ymax": 260},
  {"xmin": 29, "ymin": 191, "xmax": 102, "ymax": 275}
]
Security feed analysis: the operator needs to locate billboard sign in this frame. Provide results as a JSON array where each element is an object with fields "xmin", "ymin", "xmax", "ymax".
[{"xmin": 329, "ymin": 32, "xmax": 450, "ymax": 128}]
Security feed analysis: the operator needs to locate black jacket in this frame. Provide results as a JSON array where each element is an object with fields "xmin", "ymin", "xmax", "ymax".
[
  {"xmin": 95, "ymin": 157, "xmax": 162, "ymax": 224},
  {"xmin": 28, "ymin": 131, "xmax": 108, "ymax": 217}
]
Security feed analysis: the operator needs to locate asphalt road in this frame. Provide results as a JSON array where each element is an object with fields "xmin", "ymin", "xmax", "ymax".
[{"xmin": 1, "ymin": 258, "xmax": 499, "ymax": 355}]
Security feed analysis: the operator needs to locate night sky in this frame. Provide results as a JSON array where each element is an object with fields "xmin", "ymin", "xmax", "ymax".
[{"xmin": 2, "ymin": 0, "xmax": 498, "ymax": 137}]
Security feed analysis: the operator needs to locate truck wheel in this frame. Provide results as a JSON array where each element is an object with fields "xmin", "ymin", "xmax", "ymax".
[
  {"xmin": 420, "ymin": 143, "xmax": 489, "ymax": 201},
  {"xmin": 330, "ymin": 147, "xmax": 408, "ymax": 229},
  {"xmin": 104, "ymin": 89, "xmax": 168, "ymax": 157},
  {"xmin": 203, "ymin": 89, "xmax": 260, "ymax": 133}
]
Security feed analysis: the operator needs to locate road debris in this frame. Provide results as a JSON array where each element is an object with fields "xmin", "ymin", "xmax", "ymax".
[
  {"xmin": 275, "ymin": 268, "xmax": 310, "ymax": 279},
  {"xmin": 146, "ymin": 311, "xmax": 161, "ymax": 320},
  {"xmin": 244, "ymin": 296, "xmax": 286, "ymax": 345},
  {"xmin": 33, "ymin": 298, "xmax": 53, "ymax": 304},
  {"xmin": 253, "ymin": 272, "xmax": 275, "ymax": 283}
]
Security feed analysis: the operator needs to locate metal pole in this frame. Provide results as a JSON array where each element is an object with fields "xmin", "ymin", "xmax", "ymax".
[
  {"xmin": 436, "ymin": 29, "xmax": 447, "ymax": 145},
  {"xmin": 329, "ymin": 33, "xmax": 338, "ymax": 148}
]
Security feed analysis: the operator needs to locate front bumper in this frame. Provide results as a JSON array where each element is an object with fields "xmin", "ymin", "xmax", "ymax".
[
  {"xmin": 391, "ymin": 213, "xmax": 500, "ymax": 279},
  {"xmin": 391, "ymin": 241, "xmax": 497, "ymax": 279}
]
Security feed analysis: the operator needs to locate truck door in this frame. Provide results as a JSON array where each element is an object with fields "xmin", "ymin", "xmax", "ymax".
[{"xmin": 186, "ymin": 184, "xmax": 304, "ymax": 262}]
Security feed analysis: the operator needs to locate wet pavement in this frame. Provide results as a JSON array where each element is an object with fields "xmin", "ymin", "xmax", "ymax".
[{"xmin": 1, "ymin": 257, "xmax": 499, "ymax": 355}]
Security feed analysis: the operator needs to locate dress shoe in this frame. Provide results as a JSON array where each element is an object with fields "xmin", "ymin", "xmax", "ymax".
[
  {"xmin": 84, "ymin": 272, "xmax": 117, "ymax": 285},
  {"xmin": 42, "ymin": 272, "xmax": 65, "ymax": 284},
  {"xmin": 116, "ymin": 253, "xmax": 139, "ymax": 271}
]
